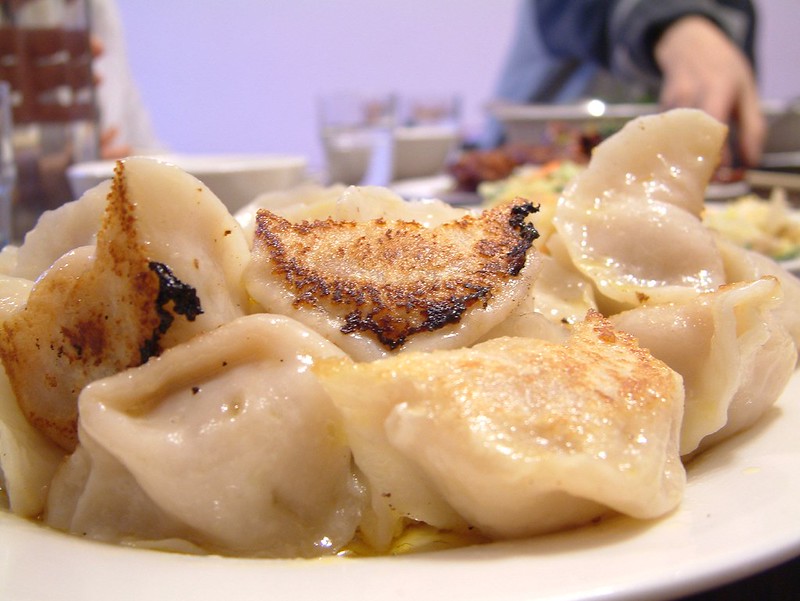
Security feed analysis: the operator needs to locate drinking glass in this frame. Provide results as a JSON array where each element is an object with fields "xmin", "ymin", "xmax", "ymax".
[
  {"xmin": 392, "ymin": 94, "xmax": 462, "ymax": 181},
  {"xmin": 318, "ymin": 92, "xmax": 397, "ymax": 186},
  {"xmin": 0, "ymin": 0, "xmax": 99, "ymax": 241},
  {"xmin": 0, "ymin": 81, "xmax": 16, "ymax": 248}
]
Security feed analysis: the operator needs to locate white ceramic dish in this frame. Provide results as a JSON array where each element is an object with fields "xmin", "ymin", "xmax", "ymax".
[
  {"xmin": 491, "ymin": 99, "xmax": 794, "ymax": 150},
  {"xmin": 392, "ymin": 125, "xmax": 459, "ymax": 181},
  {"xmin": 489, "ymin": 101, "xmax": 658, "ymax": 145},
  {"xmin": 67, "ymin": 154, "xmax": 308, "ymax": 213},
  {"xmin": 391, "ymin": 174, "xmax": 478, "ymax": 206},
  {"xmin": 2, "ymin": 370, "xmax": 800, "ymax": 601}
]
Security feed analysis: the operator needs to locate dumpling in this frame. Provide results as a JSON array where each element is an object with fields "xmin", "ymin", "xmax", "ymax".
[
  {"xmin": 7, "ymin": 180, "xmax": 108, "ymax": 281},
  {"xmin": 562, "ymin": 108, "xmax": 726, "ymax": 219},
  {"xmin": 321, "ymin": 185, "xmax": 470, "ymax": 225},
  {"xmin": 553, "ymin": 109, "xmax": 728, "ymax": 310},
  {"xmin": 0, "ymin": 274, "xmax": 64, "ymax": 517},
  {"xmin": 531, "ymin": 249, "xmax": 598, "ymax": 325},
  {"xmin": 0, "ymin": 181, "xmax": 196, "ymax": 450},
  {"xmin": 245, "ymin": 201, "xmax": 542, "ymax": 361},
  {"xmin": 234, "ymin": 182, "xmax": 348, "ymax": 241},
  {"xmin": 0, "ymin": 365, "xmax": 66, "ymax": 517},
  {"xmin": 610, "ymin": 277, "xmax": 797, "ymax": 455},
  {"xmin": 113, "ymin": 157, "xmax": 252, "ymax": 342},
  {"xmin": 716, "ymin": 236, "xmax": 800, "ymax": 351},
  {"xmin": 45, "ymin": 314, "xmax": 364, "ymax": 558},
  {"xmin": 235, "ymin": 184, "xmax": 469, "ymax": 243},
  {"xmin": 315, "ymin": 312, "xmax": 685, "ymax": 549},
  {"xmin": 12, "ymin": 157, "xmax": 251, "ymax": 334},
  {"xmin": 476, "ymin": 250, "xmax": 593, "ymax": 342},
  {"xmin": 0, "ymin": 157, "xmax": 250, "ymax": 451}
]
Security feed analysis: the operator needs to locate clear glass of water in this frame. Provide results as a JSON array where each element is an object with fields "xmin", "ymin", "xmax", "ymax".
[
  {"xmin": 0, "ymin": 81, "xmax": 16, "ymax": 248},
  {"xmin": 318, "ymin": 92, "xmax": 397, "ymax": 186}
]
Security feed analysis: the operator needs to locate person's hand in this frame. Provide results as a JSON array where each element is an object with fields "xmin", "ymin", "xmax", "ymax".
[
  {"xmin": 99, "ymin": 126, "xmax": 132, "ymax": 160},
  {"xmin": 654, "ymin": 15, "xmax": 765, "ymax": 166}
]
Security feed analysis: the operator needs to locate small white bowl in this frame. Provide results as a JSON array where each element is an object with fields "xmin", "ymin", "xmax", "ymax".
[
  {"xmin": 392, "ymin": 125, "xmax": 460, "ymax": 181},
  {"xmin": 67, "ymin": 153, "xmax": 308, "ymax": 213}
]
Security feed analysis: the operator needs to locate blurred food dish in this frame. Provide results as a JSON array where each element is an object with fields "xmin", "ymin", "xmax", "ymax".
[
  {"xmin": 763, "ymin": 98, "xmax": 800, "ymax": 161},
  {"xmin": 704, "ymin": 188, "xmax": 800, "ymax": 265},
  {"xmin": 490, "ymin": 99, "xmax": 799, "ymax": 174},
  {"xmin": 67, "ymin": 154, "xmax": 308, "ymax": 213},
  {"xmin": 447, "ymin": 143, "xmax": 592, "ymax": 193},
  {"xmin": 489, "ymin": 100, "xmax": 657, "ymax": 148}
]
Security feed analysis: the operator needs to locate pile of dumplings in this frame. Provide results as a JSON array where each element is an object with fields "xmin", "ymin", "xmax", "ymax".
[{"xmin": 0, "ymin": 109, "xmax": 797, "ymax": 558}]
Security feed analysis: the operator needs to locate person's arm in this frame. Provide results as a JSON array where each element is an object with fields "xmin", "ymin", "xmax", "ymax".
[
  {"xmin": 653, "ymin": 14, "xmax": 763, "ymax": 165},
  {"xmin": 533, "ymin": 0, "xmax": 762, "ymax": 165},
  {"xmin": 532, "ymin": 1, "xmax": 614, "ymax": 67}
]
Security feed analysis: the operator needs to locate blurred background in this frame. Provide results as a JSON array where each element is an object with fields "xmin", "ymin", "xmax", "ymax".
[{"xmin": 114, "ymin": 0, "xmax": 799, "ymax": 170}]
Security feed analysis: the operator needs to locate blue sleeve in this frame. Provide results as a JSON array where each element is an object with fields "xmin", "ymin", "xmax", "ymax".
[
  {"xmin": 532, "ymin": 0, "xmax": 756, "ymax": 80},
  {"xmin": 533, "ymin": 0, "xmax": 615, "ymax": 67}
]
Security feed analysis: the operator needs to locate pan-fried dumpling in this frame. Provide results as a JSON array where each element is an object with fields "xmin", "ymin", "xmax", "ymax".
[
  {"xmin": 114, "ymin": 157, "xmax": 252, "ymax": 342},
  {"xmin": 11, "ymin": 157, "xmax": 251, "ymax": 335},
  {"xmin": 235, "ymin": 184, "xmax": 469, "ymax": 243},
  {"xmin": 610, "ymin": 277, "xmax": 797, "ymax": 455},
  {"xmin": 45, "ymin": 314, "xmax": 364, "ymax": 557},
  {"xmin": 6, "ymin": 180, "xmax": 108, "ymax": 280},
  {"xmin": 245, "ymin": 202, "xmax": 542, "ymax": 361},
  {"xmin": 315, "ymin": 312, "xmax": 685, "ymax": 549},
  {"xmin": 0, "ymin": 158, "xmax": 254, "ymax": 450},
  {"xmin": 0, "ymin": 173, "xmax": 201, "ymax": 450},
  {"xmin": 553, "ymin": 109, "xmax": 727, "ymax": 310},
  {"xmin": 0, "ymin": 274, "xmax": 64, "ymax": 517}
]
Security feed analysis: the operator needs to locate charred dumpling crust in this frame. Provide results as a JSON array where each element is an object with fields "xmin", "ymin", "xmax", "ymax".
[
  {"xmin": 0, "ymin": 162, "xmax": 202, "ymax": 451},
  {"xmin": 251, "ymin": 201, "xmax": 539, "ymax": 349}
]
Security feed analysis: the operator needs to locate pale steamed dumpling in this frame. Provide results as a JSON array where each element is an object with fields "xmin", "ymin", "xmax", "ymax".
[
  {"xmin": 46, "ymin": 314, "xmax": 364, "ymax": 557},
  {"xmin": 715, "ymin": 236, "xmax": 800, "ymax": 352},
  {"xmin": 553, "ymin": 109, "xmax": 728, "ymax": 310},
  {"xmin": 610, "ymin": 276, "xmax": 797, "ymax": 454}
]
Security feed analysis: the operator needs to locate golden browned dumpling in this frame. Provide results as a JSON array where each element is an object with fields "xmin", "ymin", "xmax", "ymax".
[
  {"xmin": 315, "ymin": 311, "xmax": 686, "ymax": 550},
  {"xmin": 245, "ymin": 201, "xmax": 542, "ymax": 360},
  {"xmin": 0, "ymin": 158, "xmax": 251, "ymax": 451}
]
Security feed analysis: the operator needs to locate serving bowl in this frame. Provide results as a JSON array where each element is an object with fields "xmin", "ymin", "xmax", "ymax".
[
  {"xmin": 67, "ymin": 154, "xmax": 308, "ymax": 213},
  {"xmin": 490, "ymin": 99, "xmax": 797, "ymax": 165},
  {"xmin": 391, "ymin": 125, "xmax": 460, "ymax": 181},
  {"xmin": 489, "ymin": 100, "xmax": 657, "ymax": 148}
]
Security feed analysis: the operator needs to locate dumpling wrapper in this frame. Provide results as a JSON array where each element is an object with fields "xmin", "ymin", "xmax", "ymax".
[
  {"xmin": 716, "ymin": 236, "xmax": 800, "ymax": 352},
  {"xmin": 245, "ymin": 201, "xmax": 542, "ymax": 361},
  {"xmin": 6, "ymin": 179, "xmax": 108, "ymax": 281},
  {"xmin": 0, "ymin": 274, "xmax": 64, "ymax": 517},
  {"xmin": 477, "ymin": 250, "xmax": 591, "ymax": 342},
  {"xmin": 46, "ymin": 314, "xmax": 364, "ymax": 557},
  {"xmin": 553, "ymin": 109, "xmax": 728, "ymax": 310},
  {"xmin": 0, "ymin": 157, "xmax": 252, "ymax": 450},
  {"xmin": 611, "ymin": 276, "xmax": 797, "ymax": 455},
  {"xmin": 315, "ymin": 312, "xmax": 685, "ymax": 549},
  {"xmin": 531, "ymin": 247, "xmax": 598, "ymax": 325},
  {"xmin": 111, "ymin": 157, "xmax": 252, "ymax": 343}
]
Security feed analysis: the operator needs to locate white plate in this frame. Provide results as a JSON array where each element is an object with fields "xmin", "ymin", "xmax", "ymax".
[
  {"xmin": 391, "ymin": 174, "xmax": 480, "ymax": 205},
  {"xmin": 2, "ymin": 371, "xmax": 800, "ymax": 601}
]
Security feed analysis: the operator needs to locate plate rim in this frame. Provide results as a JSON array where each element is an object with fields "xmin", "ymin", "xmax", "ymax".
[{"xmin": 2, "ymin": 372, "xmax": 800, "ymax": 601}]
